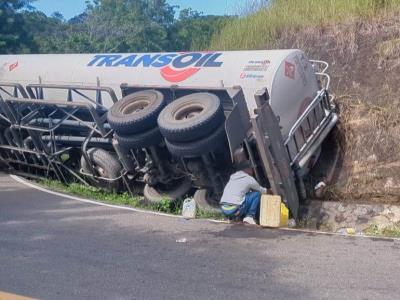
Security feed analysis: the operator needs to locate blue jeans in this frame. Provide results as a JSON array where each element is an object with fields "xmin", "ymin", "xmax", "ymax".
[
  {"xmin": 239, "ymin": 191, "xmax": 261, "ymax": 218},
  {"xmin": 221, "ymin": 191, "xmax": 261, "ymax": 219}
]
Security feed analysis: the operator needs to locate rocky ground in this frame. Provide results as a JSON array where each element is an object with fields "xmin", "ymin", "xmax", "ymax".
[{"xmin": 300, "ymin": 200, "xmax": 400, "ymax": 236}]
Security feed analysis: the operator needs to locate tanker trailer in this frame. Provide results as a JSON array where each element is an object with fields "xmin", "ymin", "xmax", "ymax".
[{"xmin": 0, "ymin": 50, "xmax": 337, "ymax": 218}]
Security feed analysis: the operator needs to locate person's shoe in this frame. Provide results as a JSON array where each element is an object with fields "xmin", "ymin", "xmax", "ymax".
[{"xmin": 243, "ymin": 216, "xmax": 257, "ymax": 225}]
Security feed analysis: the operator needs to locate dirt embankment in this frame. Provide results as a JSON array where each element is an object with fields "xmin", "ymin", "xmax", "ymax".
[{"xmin": 278, "ymin": 13, "xmax": 400, "ymax": 204}]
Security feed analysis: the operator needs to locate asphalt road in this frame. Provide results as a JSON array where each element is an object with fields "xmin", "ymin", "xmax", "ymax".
[{"xmin": 0, "ymin": 173, "xmax": 399, "ymax": 300}]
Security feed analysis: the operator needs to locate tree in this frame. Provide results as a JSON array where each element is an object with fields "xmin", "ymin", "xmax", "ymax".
[
  {"xmin": 169, "ymin": 8, "xmax": 233, "ymax": 51},
  {"xmin": 72, "ymin": 0, "xmax": 176, "ymax": 53},
  {"xmin": 22, "ymin": 10, "xmax": 67, "ymax": 53},
  {"xmin": 0, "ymin": 0, "xmax": 235, "ymax": 54},
  {"xmin": 0, "ymin": 0, "xmax": 36, "ymax": 53}
]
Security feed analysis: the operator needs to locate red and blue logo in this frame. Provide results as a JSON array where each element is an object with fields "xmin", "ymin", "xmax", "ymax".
[{"xmin": 87, "ymin": 52, "xmax": 223, "ymax": 83}]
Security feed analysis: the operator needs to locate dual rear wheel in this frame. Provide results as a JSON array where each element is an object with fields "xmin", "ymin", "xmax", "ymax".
[
  {"xmin": 157, "ymin": 92, "xmax": 227, "ymax": 157},
  {"xmin": 158, "ymin": 92, "xmax": 227, "ymax": 210},
  {"xmin": 107, "ymin": 90, "xmax": 165, "ymax": 148},
  {"xmin": 83, "ymin": 91, "xmax": 227, "ymax": 210},
  {"xmin": 105, "ymin": 90, "xmax": 192, "ymax": 203}
]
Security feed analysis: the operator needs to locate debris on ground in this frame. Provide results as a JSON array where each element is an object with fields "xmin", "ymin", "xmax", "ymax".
[{"xmin": 176, "ymin": 238, "xmax": 187, "ymax": 243}]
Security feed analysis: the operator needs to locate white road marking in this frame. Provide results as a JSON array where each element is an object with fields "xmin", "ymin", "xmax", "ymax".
[
  {"xmin": 9, "ymin": 175, "xmax": 400, "ymax": 241},
  {"xmin": 10, "ymin": 175, "xmax": 231, "ymax": 224},
  {"xmin": 10, "ymin": 175, "xmax": 182, "ymax": 219}
]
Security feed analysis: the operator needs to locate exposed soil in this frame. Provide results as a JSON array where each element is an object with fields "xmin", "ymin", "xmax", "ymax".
[{"xmin": 278, "ymin": 12, "xmax": 400, "ymax": 204}]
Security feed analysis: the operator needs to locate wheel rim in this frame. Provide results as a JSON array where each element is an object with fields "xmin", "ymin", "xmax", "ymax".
[
  {"xmin": 95, "ymin": 166, "xmax": 106, "ymax": 177},
  {"xmin": 121, "ymin": 98, "xmax": 150, "ymax": 115},
  {"xmin": 173, "ymin": 102, "xmax": 205, "ymax": 121}
]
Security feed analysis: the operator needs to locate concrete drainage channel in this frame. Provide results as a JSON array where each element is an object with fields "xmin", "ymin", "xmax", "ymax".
[
  {"xmin": 300, "ymin": 200, "xmax": 400, "ymax": 237},
  {"xmin": 10, "ymin": 175, "xmax": 400, "ymax": 240}
]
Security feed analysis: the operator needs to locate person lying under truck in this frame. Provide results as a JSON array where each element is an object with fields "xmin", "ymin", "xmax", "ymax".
[{"xmin": 220, "ymin": 161, "xmax": 267, "ymax": 225}]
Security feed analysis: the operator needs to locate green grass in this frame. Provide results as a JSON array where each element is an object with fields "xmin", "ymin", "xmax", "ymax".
[
  {"xmin": 210, "ymin": 0, "xmax": 400, "ymax": 50},
  {"xmin": 376, "ymin": 38, "xmax": 400, "ymax": 58},
  {"xmin": 365, "ymin": 224, "xmax": 400, "ymax": 238},
  {"xmin": 37, "ymin": 179, "xmax": 225, "ymax": 220},
  {"xmin": 36, "ymin": 180, "xmax": 400, "ymax": 235}
]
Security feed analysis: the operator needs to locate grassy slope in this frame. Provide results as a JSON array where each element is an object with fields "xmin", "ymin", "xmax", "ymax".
[
  {"xmin": 211, "ymin": 0, "xmax": 400, "ymax": 50},
  {"xmin": 211, "ymin": 0, "xmax": 400, "ymax": 203}
]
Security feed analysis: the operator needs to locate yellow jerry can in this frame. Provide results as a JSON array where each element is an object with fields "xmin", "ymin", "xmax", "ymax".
[
  {"xmin": 280, "ymin": 202, "xmax": 289, "ymax": 227},
  {"xmin": 260, "ymin": 194, "xmax": 289, "ymax": 227}
]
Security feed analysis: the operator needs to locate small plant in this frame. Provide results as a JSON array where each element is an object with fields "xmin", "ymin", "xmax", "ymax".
[
  {"xmin": 155, "ymin": 198, "xmax": 173, "ymax": 213},
  {"xmin": 365, "ymin": 223, "xmax": 400, "ymax": 238},
  {"xmin": 196, "ymin": 208, "xmax": 225, "ymax": 220},
  {"xmin": 36, "ymin": 179, "xmax": 226, "ymax": 220}
]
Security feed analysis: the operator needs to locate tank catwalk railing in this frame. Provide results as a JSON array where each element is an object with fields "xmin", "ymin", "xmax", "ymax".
[
  {"xmin": 0, "ymin": 84, "xmax": 122, "ymax": 186},
  {"xmin": 284, "ymin": 61, "xmax": 336, "ymax": 168}
]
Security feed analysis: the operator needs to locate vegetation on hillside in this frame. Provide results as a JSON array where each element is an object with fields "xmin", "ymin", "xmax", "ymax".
[
  {"xmin": 211, "ymin": 0, "xmax": 400, "ymax": 50},
  {"xmin": 211, "ymin": 0, "xmax": 400, "ymax": 203},
  {"xmin": 0, "ymin": 0, "xmax": 231, "ymax": 54}
]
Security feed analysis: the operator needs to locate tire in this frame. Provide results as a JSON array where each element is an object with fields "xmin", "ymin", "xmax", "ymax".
[
  {"xmin": 81, "ymin": 148, "xmax": 123, "ymax": 191},
  {"xmin": 107, "ymin": 90, "xmax": 165, "ymax": 135},
  {"xmin": 165, "ymin": 124, "xmax": 227, "ymax": 158},
  {"xmin": 115, "ymin": 126, "xmax": 163, "ymax": 149},
  {"xmin": 194, "ymin": 189, "xmax": 221, "ymax": 212},
  {"xmin": 143, "ymin": 178, "xmax": 192, "ymax": 204},
  {"xmin": 158, "ymin": 92, "xmax": 224, "ymax": 143}
]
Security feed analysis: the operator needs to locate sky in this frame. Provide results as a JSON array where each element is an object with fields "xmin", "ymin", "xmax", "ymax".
[{"xmin": 33, "ymin": 0, "xmax": 245, "ymax": 19}]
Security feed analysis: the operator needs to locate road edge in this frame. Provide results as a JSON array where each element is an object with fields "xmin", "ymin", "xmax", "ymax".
[{"xmin": 9, "ymin": 175, "xmax": 400, "ymax": 241}]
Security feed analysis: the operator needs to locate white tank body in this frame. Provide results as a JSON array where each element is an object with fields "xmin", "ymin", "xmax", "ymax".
[{"xmin": 0, "ymin": 50, "xmax": 319, "ymax": 138}]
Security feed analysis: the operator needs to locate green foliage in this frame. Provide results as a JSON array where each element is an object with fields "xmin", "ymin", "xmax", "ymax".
[
  {"xmin": 69, "ymin": 0, "xmax": 175, "ymax": 53},
  {"xmin": 169, "ymin": 8, "xmax": 232, "ymax": 51},
  {"xmin": 210, "ymin": 0, "xmax": 400, "ymax": 50},
  {"xmin": 365, "ymin": 224, "xmax": 400, "ymax": 238},
  {"xmin": 37, "ymin": 179, "xmax": 224, "ymax": 220},
  {"xmin": 196, "ymin": 208, "xmax": 225, "ymax": 220},
  {"xmin": 21, "ymin": 10, "xmax": 67, "ymax": 53},
  {"xmin": 0, "ymin": 0, "xmax": 230, "ymax": 54},
  {"xmin": 0, "ymin": 0, "xmax": 36, "ymax": 53},
  {"xmin": 39, "ymin": 179, "xmax": 142, "ymax": 207}
]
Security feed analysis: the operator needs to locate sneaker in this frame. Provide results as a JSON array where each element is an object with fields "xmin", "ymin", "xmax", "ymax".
[{"xmin": 243, "ymin": 216, "xmax": 257, "ymax": 225}]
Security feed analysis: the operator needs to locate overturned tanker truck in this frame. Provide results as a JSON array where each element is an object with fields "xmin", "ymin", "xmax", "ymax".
[{"xmin": 0, "ymin": 50, "xmax": 338, "ymax": 218}]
